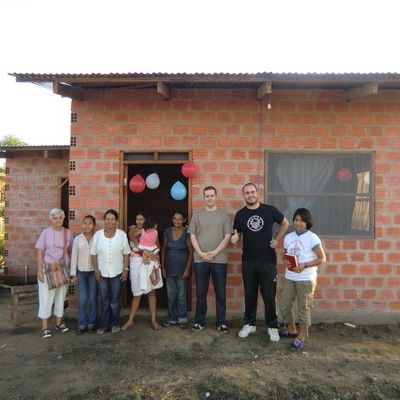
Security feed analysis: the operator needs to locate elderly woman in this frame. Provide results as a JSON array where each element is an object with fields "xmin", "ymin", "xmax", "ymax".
[
  {"xmin": 91, "ymin": 209, "xmax": 131, "ymax": 334},
  {"xmin": 35, "ymin": 208, "xmax": 74, "ymax": 338}
]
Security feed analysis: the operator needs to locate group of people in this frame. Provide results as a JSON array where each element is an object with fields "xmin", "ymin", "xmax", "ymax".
[{"xmin": 36, "ymin": 182, "xmax": 326, "ymax": 351}]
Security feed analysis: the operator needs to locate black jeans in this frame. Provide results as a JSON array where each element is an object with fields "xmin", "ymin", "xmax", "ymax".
[
  {"xmin": 194, "ymin": 262, "xmax": 227, "ymax": 326},
  {"xmin": 242, "ymin": 261, "xmax": 279, "ymax": 328}
]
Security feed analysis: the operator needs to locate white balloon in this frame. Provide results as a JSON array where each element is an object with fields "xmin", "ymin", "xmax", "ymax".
[{"xmin": 145, "ymin": 173, "xmax": 160, "ymax": 189}]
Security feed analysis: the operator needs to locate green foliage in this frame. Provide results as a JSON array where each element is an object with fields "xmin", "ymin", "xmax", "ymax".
[{"xmin": 0, "ymin": 134, "xmax": 29, "ymax": 146}]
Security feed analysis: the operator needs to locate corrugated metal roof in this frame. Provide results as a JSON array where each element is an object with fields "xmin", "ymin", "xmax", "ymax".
[
  {"xmin": 0, "ymin": 145, "xmax": 69, "ymax": 151},
  {"xmin": 10, "ymin": 72, "xmax": 400, "ymax": 90}
]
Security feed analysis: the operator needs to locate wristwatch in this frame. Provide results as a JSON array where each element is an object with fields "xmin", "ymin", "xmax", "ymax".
[{"xmin": 304, "ymin": 263, "xmax": 309, "ymax": 268}]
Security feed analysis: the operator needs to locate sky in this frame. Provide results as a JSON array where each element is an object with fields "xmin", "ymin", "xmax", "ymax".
[{"xmin": 0, "ymin": 0, "xmax": 399, "ymax": 146}]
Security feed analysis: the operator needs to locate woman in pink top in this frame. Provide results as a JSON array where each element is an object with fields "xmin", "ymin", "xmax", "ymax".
[
  {"xmin": 35, "ymin": 208, "xmax": 74, "ymax": 338},
  {"xmin": 70, "ymin": 215, "xmax": 97, "ymax": 334}
]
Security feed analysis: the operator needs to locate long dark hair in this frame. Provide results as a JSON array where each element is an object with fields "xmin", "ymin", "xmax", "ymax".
[{"xmin": 293, "ymin": 208, "xmax": 313, "ymax": 230}]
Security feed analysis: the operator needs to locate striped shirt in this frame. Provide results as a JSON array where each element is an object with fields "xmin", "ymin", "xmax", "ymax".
[{"xmin": 70, "ymin": 233, "xmax": 94, "ymax": 275}]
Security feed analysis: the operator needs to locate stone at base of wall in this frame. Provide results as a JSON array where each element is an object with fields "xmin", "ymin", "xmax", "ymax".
[{"xmin": 311, "ymin": 311, "xmax": 400, "ymax": 325}]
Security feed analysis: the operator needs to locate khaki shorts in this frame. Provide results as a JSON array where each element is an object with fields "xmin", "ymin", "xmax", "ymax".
[{"xmin": 279, "ymin": 279, "xmax": 316, "ymax": 327}]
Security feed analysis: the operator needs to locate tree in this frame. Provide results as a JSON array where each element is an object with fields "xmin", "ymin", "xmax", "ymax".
[{"xmin": 0, "ymin": 134, "xmax": 29, "ymax": 146}]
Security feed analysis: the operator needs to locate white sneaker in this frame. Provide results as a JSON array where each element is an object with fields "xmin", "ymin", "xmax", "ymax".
[
  {"xmin": 238, "ymin": 324, "xmax": 256, "ymax": 338},
  {"xmin": 268, "ymin": 328, "xmax": 280, "ymax": 342}
]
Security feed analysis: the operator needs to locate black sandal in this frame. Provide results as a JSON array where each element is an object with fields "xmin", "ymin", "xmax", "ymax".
[{"xmin": 279, "ymin": 329, "xmax": 297, "ymax": 338}]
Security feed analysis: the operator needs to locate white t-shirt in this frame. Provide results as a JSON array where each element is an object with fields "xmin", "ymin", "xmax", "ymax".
[
  {"xmin": 90, "ymin": 229, "xmax": 131, "ymax": 278},
  {"xmin": 284, "ymin": 230, "xmax": 322, "ymax": 282}
]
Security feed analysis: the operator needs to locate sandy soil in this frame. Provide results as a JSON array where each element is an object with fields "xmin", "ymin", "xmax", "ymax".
[{"xmin": 1, "ymin": 287, "xmax": 399, "ymax": 400}]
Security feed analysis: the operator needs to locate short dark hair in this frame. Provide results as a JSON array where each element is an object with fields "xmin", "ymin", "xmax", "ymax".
[
  {"xmin": 203, "ymin": 186, "xmax": 217, "ymax": 195},
  {"xmin": 242, "ymin": 183, "xmax": 258, "ymax": 193},
  {"xmin": 83, "ymin": 215, "xmax": 96, "ymax": 225},
  {"xmin": 104, "ymin": 209, "xmax": 119, "ymax": 221},
  {"xmin": 144, "ymin": 215, "xmax": 157, "ymax": 230},
  {"xmin": 293, "ymin": 208, "xmax": 313, "ymax": 230}
]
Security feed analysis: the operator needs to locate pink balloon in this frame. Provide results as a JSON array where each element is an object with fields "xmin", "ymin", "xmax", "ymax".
[
  {"xmin": 181, "ymin": 162, "xmax": 197, "ymax": 178},
  {"xmin": 129, "ymin": 174, "xmax": 146, "ymax": 193}
]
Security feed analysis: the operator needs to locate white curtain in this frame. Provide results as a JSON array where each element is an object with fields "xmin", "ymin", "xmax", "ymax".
[
  {"xmin": 351, "ymin": 171, "xmax": 370, "ymax": 231},
  {"xmin": 276, "ymin": 155, "xmax": 336, "ymax": 219}
]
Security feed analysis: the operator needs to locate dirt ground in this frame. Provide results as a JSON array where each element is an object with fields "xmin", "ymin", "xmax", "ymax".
[{"xmin": 1, "ymin": 287, "xmax": 399, "ymax": 400}]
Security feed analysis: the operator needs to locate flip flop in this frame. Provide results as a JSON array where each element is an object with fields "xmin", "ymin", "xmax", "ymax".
[
  {"xmin": 121, "ymin": 322, "xmax": 134, "ymax": 331},
  {"xmin": 151, "ymin": 322, "xmax": 162, "ymax": 330},
  {"xmin": 111, "ymin": 327, "xmax": 121, "ymax": 334},
  {"xmin": 97, "ymin": 329, "xmax": 106, "ymax": 335},
  {"xmin": 179, "ymin": 323, "xmax": 189, "ymax": 329}
]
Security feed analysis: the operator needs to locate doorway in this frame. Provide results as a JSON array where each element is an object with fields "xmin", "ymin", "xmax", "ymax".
[{"xmin": 121, "ymin": 152, "xmax": 192, "ymax": 310}]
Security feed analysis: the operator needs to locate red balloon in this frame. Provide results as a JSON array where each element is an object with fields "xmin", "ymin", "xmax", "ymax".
[
  {"xmin": 338, "ymin": 168, "xmax": 352, "ymax": 182},
  {"xmin": 129, "ymin": 174, "xmax": 146, "ymax": 193},
  {"xmin": 181, "ymin": 162, "xmax": 197, "ymax": 178}
]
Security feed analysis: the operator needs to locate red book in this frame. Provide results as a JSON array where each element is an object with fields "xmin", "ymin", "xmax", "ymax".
[{"xmin": 285, "ymin": 253, "xmax": 298, "ymax": 271}]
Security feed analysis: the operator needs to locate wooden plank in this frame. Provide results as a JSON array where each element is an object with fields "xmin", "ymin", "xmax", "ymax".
[
  {"xmin": 256, "ymin": 81, "xmax": 272, "ymax": 100},
  {"xmin": 53, "ymin": 82, "xmax": 83, "ymax": 101},
  {"xmin": 11, "ymin": 284, "xmax": 38, "ymax": 294},
  {"xmin": 344, "ymin": 82, "xmax": 378, "ymax": 102},
  {"xmin": 11, "ymin": 284, "xmax": 39, "ymax": 326},
  {"xmin": 157, "ymin": 82, "xmax": 171, "ymax": 100}
]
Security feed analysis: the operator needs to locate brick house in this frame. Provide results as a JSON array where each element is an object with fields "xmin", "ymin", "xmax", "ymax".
[{"xmin": 3, "ymin": 72, "xmax": 400, "ymax": 321}]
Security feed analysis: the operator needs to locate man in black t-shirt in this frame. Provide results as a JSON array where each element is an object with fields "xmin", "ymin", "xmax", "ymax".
[{"xmin": 232, "ymin": 183, "xmax": 289, "ymax": 342}]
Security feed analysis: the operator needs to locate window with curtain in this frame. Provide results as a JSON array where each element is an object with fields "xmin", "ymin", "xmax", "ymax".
[{"xmin": 267, "ymin": 152, "xmax": 373, "ymax": 238}]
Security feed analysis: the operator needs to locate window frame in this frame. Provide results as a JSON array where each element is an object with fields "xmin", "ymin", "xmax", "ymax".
[{"xmin": 265, "ymin": 151, "xmax": 374, "ymax": 239}]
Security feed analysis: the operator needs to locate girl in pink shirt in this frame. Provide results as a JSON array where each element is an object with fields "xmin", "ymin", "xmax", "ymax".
[{"xmin": 133, "ymin": 215, "xmax": 161, "ymax": 285}]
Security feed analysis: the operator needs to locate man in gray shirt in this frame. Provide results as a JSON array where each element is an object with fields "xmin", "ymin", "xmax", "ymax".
[{"xmin": 188, "ymin": 186, "xmax": 232, "ymax": 333}]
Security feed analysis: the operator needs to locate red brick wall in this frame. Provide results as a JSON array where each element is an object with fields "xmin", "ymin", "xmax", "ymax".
[
  {"xmin": 4, "ymin": 151, "xmax": 69, "ymax": 280},
  {"xmin": 8, "ymin": 87, "xmax": 399, "ymax": 316},
  {"xmin": 67, "ymin": 87, "xmax": 400, "ymax": 314}
]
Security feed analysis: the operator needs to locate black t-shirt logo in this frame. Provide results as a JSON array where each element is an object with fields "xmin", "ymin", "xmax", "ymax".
[{"xmin": 247, "ymin": 215, "xmax": 264, "ymax": 232}]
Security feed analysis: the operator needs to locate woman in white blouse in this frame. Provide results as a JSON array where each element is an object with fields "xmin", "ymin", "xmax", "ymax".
[
  {"xmin": 70, "ymin": 215, "xmax": 97, "ymax": 334},
  {"xmin": 90, "ymin": 210, "xmax": 131, "ymax": 334}
]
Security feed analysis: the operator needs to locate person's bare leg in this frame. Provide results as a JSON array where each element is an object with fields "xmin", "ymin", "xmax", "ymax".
[
  {"xmin": 287, "ymin": 321, "xmax": 297, "ymax": 335},
  {"xmin": 148, "ymin": 290, "xmax": 161, "ymax": 329},
  {"xmin": 55, "ymin": 316, "xmax": 62, "ymax": 327},
  {"xmin": 121, "ymin": 295, "xmax": 142, "ymax": 330},
  {"xmin": 41, "ymin": 318, "xmax": 48, "ymax": 330},
  {"xmin": 298, "ymin": 326, "xmax": 308, "ymax": 342}
]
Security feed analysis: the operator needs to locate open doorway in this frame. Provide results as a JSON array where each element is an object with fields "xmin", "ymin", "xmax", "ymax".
[
  {"xmin": 126, "ymin": 164, "xmax": 189, "ymax": 234},
  {"xmin": 121, "ymin": 153, "xmax": 192, "ymax": 310}
]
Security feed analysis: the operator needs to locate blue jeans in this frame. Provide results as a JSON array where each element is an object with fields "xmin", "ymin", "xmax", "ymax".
[
  {"xmin": 166, "ymin": 276, "xmax": 188, "ymax": 324},
  {"xmin": 98, "ymin": 274, "xmax": 121, "ymax": 331},
  {"xmin": 194, "ymin": 262, "xmax": 227, "ymax": 326},
  {"xmin": 77, "ymin": 270, "xmax": 98, "ymax": 329},
  {"xmin": 242, "ymin": 261, "xmax": 279, "ymax": 328}
]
